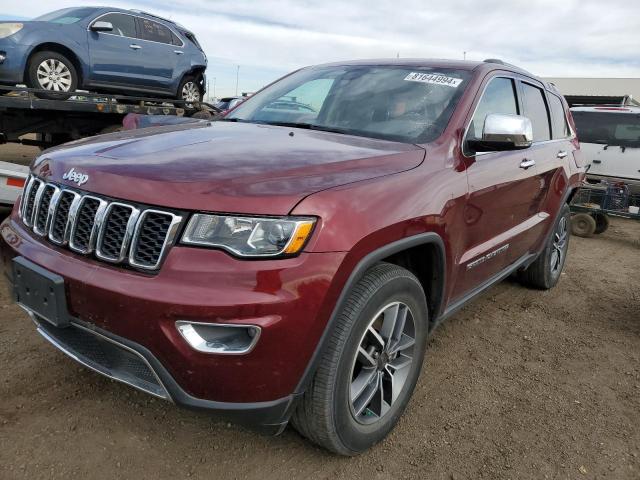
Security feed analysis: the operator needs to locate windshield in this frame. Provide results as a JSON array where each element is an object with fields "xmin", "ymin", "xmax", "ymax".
[
  {"xmin": 225, "ymin": 65, "xmax": 471, "ymax": 143},
  {"xmin": 573, "ymin": 111, "xmax": 640, "ymax": 148},
  {"xmin": 35, "ymin": 8, "xmax": 96, "ymax": 24}
]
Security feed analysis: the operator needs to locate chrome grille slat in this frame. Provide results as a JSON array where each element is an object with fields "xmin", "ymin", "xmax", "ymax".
[
  {"xmin": 129, "ymin": 209, "xmax": 182, "ymax": 271},
  {"xmin": 49, "ymin": 190, "xmax": 79, "ymax": 245},
  {"xmin": 22, "ymin": 177, "xmax": 43, "ymax": 227},
  {"xmin": 96, "ymin": 203, "xmax": 140, "ymax": 263},
  {"xmin": 19, "ymin": 178, "xmax": 181, "ymax": 271},
  {"xmin": 33, "ymin": 185, "xmax": 58, "ymax": 236}
]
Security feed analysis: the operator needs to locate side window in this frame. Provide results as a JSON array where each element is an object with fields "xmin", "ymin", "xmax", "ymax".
[
  {"xmin": 548, "ymin": 93, "xmax": 570, "ymax": 139},
  {"xmin": 521, "ymin": 83, "xmax": 551, "ymax": 142},
  {"xmin": 467, "ymin": 77, "xmax": 518, "ymax": 141},
  {"xmin": 137, "ymin": 18, "xmax": 173, "ymax": 44},
  {"xmin": 95, "ymin": 13, "xmax": 136, "ymax": 38},
  {"xmin": 170, "ymin": 31, "xmax": 183, "ymax": 46}
]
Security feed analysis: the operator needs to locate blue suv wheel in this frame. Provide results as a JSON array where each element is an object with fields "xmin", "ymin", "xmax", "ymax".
[{"xmin": 27, "ymin": 51, "xmax": 78, "ymax": 100}]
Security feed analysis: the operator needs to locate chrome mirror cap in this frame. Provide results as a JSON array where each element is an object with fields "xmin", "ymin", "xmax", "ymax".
[
  {"xmin": 467, "ymin": 113, "xmax": 534, "ymax": 153},
  {"xmin": 482, "ymin": 113, "xmax": 533, "ymax": 148}
]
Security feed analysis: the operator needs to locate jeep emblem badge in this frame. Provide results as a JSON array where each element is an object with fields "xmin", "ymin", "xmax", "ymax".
[{"xmin": 62, "ymin": 167, "xmax": 89, "ymax": 186}]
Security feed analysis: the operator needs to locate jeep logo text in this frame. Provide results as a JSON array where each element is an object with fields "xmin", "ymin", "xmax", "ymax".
[{"xmin": 62, "ymin": 168, "xmax": 89, "ymax": 186}]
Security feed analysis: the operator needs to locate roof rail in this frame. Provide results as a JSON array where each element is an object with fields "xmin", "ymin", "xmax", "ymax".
[
  {"xmin": 483, "ymin": 58, "xmax": 505, "ymax": 65},
  {"xmin": 129, "ymin": 9, "xmax": 175, "ymax": 25}
]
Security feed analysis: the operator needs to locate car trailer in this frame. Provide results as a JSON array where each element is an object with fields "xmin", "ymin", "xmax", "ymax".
[
  {"xmin": 0, "ymin": 85, "xmax": 218, "ymax": 149},
  {"xmin": 0, "ymin": 85, "xmax": 219, "ymax": 205},
  {"xmin": 570, "ymin": 182, "xmax": 640, "ymax": 238}
]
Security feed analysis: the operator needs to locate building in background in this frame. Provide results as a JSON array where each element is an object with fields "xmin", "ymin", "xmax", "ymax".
[{"xmin": 543, "ymin": 78, "xmax": 640, "ymax": 106}]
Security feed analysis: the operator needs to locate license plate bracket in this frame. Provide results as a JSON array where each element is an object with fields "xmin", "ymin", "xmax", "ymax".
[{"xmin": 12, "ymin": 256, "xmax": 69, "ymax": 327}]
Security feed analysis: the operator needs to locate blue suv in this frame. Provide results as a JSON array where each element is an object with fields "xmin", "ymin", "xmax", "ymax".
[{"xmin": 0, "ymin": 7, "xmax": 207, "ymax": 101}]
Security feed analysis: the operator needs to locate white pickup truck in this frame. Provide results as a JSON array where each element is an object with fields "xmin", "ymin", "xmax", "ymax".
[{"xmin": 571, "ymin": 105, "xmax": 640, "ymax": 191}]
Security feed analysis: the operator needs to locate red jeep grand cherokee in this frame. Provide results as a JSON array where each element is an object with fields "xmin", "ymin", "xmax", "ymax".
[{"xmin": 0, "ymin": 59, "xmax": 585, "ymax": 454}]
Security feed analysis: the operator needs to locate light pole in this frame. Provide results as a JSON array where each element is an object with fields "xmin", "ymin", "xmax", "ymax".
[{"xmin": 235, "ymin": 65, "xmax": 240, "ymax": 96}]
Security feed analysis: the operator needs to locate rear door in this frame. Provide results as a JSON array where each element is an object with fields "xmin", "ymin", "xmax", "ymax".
[
  {"xmin": 87, "ymin": 13, "xmax": 146, "ymax": 86},
  {"xmin": 134, "ymin": 17, "xmax": 181, "ymax": 91},
  {"xmin": 454, "ymin": 76, "xmax": 545, "ymax": 298}
]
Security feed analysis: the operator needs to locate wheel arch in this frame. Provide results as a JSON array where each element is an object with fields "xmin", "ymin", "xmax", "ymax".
[
  {"xmin": 293, "ymin": 232, "xmax": 446, "ymax": 395},
  {"xmin": 25, "ymin": 43, "xmax": 84, "ymax": 87},
  {"xmin": 177, "ymin": 66, "xmax": 206, "ymax": 94}
]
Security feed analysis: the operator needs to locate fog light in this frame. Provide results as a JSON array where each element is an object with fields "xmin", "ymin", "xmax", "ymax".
[
  {"xmin": 176, "ymin": 321, "xmax": 260, "ymax": 354},
  {"xmin": 0, "ymin": 53, "xmax": 5, "ymax": 64}
]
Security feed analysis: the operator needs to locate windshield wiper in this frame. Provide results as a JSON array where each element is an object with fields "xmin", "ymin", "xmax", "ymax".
[{"xmin": 252, "ymin": 121, "xmax": 352, "ymax": 135}]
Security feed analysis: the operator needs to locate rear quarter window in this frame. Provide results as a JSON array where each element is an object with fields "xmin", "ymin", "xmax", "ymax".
[
  {"xmin": 137, "ymin": 18, "xmax": 174, "ymax": 44},
  {"xmin": 548, "ymin": 93, "xmax": 570, "ymax": 139}
]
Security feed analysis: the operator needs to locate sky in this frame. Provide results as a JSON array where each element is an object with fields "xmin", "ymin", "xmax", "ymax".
[{"xmin": 1, "ymin": 0, "xmax": 639, "ymax": 98}]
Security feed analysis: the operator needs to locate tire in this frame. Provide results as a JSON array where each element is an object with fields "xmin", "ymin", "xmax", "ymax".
[
  {"xmin": 27, "ymin": 51, "xmax": 78, "ymax": 100},
  {"xmin": 177, "ymin": 75, "xmax": 203, "ymax": 103},
  {"xmin": 592, "ymin": 212, "xmax": 610, "ymax": 234},
  {"xmin": 291, "ymin": 262, "xmax": 429, "ymax": 455},
  {"xmin": 519, "ymin": 203, "xmax": 571, "ymax": 290},
  {"xmin": 571, "ymin": 212, "xmax": 596, "ymax": 238}
]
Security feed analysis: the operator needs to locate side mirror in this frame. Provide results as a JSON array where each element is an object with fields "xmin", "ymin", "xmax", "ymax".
[
  {"xmin": 90, "ymin": 21, "xmax": 113, "ymax": 32},
  {"xmin": 467, "ymin": 113, "xmax": 533, "ymax": 152}
]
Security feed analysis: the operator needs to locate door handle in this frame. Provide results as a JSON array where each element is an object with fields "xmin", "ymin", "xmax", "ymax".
[
  {"xmin": 520, "ymin": 158, "xmax": 536, "ymax": 169},
  {"xmin": 557, "ymin": 151, "xmax": 568, "ymax": 159},
  {"xmin": 129, "ymin": 44, "xmax": 142, "ymax": 50},
  {"xmin": 174, "ymin": 50, "xmax": 184, "ymax": 55}
]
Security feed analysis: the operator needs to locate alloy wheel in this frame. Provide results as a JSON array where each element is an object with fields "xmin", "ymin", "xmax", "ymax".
[
  {"xmin": 550, "ymin": 216, "xmax": 568, "ymax": 275},
  {"xmin": 181, "ymin": 81, "xmax": 201, "ymax": 102},
  {"xmin": 349, "ymin": 301, "xmax": 416, "ymax": 424},
  {"xmin": 36, "ymin": 59, "xmax": 72, "ymax": 92}
]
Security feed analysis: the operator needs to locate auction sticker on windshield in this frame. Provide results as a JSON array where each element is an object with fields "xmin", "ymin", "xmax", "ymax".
[{"xmin": 404, "ymin": 72, "xmax": 463, "ymax": 87}]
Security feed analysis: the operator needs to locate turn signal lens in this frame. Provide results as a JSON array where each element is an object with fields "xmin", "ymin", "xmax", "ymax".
[{"xmin": 284, "ymin": 221, "xmax": 314, "ymax": 254}]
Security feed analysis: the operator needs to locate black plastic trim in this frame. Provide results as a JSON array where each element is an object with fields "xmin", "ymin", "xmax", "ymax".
[
  {"xmin": 293, "ymin": 232, "xmax": 446, "ymax": 395},
  {"xmin": 10, "ymin": 256, "xmax": 295, "ymax": 434},
  {"xmin": 74, "ymin": 317, "xmax": 299, "ymax": 433},
  {"xmin": 438, "ymin": 252, "xmax": 536, "ymax": 324}
]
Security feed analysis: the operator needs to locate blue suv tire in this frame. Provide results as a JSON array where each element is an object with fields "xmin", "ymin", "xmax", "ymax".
[{"xmin": 28, "ymin": 51, "xmax": 78, "ymax": 100}]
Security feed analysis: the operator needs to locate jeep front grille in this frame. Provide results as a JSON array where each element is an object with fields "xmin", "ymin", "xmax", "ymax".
[{"xmin": 20, "ymin": 176, "xmax": 182, "ymax": 271}]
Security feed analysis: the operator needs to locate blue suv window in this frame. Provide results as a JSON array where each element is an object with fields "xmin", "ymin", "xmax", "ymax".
[
  {"xmin": 137, "ymin": 18, "xmax": 174, "ymax": 45},
  {"xmin": 35, "ymin": 7, "xmax": 96, "ymax": 24},
  {"xmin": 96, "ymin": 13, "xmax": 137, "ymax": 38}
]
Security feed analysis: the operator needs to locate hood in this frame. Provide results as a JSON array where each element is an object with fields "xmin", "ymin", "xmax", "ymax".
[{"xmin": 32, "ymin": 122, "xmax": 425, "ymax": 215}]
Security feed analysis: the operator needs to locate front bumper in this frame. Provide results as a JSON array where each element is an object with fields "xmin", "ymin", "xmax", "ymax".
[{"xmin": 1, "ymin": 209, "xmax": 347, "ymax": 429}]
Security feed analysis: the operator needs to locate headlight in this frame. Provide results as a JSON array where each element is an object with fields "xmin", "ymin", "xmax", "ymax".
[
  {"xmin": 0, "ymin": 23, "xmax": 23, "ymax": 39},
  {"xmin": 181, "ymin": 214, "xmax": 316, "ymax": 257}
]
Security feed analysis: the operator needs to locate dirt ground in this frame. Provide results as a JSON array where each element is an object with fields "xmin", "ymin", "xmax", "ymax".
[
  {"xmin": 0, "ymin": 142, "xmax": 40, "ymax": 167},
  {"xmin": 0, "ymin": 163, "xmax": 639, "ymax": 479}
]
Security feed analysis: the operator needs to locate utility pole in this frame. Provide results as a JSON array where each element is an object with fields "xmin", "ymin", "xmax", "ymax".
[
  {"xmin": 463, "ymin": 51, "xmax": 467, "ymax": 60},
  {"xmin": 235, "ymin": 66, "xmax": 240, "ymax": 96}
]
